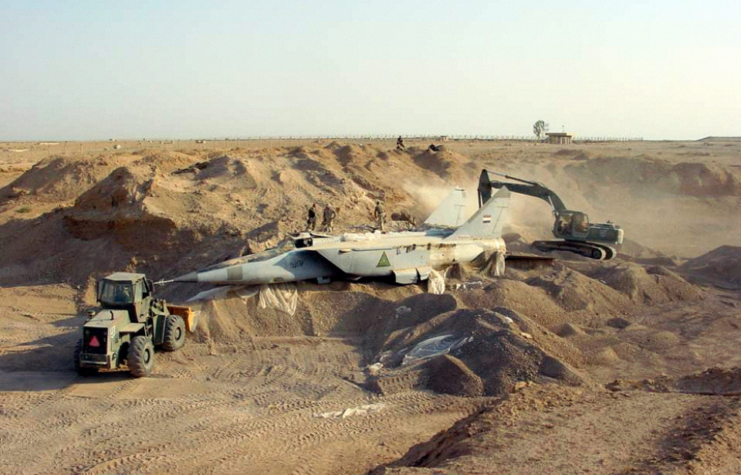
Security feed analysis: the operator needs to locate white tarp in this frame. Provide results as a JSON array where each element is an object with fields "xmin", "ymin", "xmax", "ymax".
[
  {"xmin": 187, "ymin": 283, "xmax": 297, "ymax": 316},
  {"xmin": 258, "ymin": 283, "xmax": 298, "ymax": 315},
  {"xmin": 427, "ymin": 269, "xmax": 445, "ymax": 294},
  {"xmin": 482, "ymin": 251, "xmax": 505, "ymax": 277},
  {"xmin": 494, "ymin": 251, "xmax": 505, "ymax": 277},
  {"xmin": 313, "ymin": 403, "xmax": 385, "ymax": 419}
]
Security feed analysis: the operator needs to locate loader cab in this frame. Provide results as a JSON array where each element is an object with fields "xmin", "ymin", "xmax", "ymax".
[
  {"xmin": 554, "ymin": 211, "xmax": 590, "ymax": 239},
  {"xmin": 97, "ymin": 273, "xmax": 154, "ymax": 323}
]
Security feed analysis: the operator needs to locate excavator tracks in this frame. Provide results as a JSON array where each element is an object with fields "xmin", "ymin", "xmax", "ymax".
[{"xmin": 532, "ymin": 240, "xmax": 616, "ymax": 260}]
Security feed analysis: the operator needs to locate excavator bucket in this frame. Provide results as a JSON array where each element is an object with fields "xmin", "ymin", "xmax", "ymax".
[{"xmin": 167, "ymin": 305, "xmax": 198, "ymax": 332}]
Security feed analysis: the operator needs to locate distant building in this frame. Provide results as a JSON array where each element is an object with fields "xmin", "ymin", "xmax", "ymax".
[{"xmin": 546, "ymin": 132, "xmax": 573, "ymax": 144}]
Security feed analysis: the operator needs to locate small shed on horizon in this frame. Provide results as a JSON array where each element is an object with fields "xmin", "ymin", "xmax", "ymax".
[{"xmin": 546, "ymin": 132, "xmax": 573, "ymax": 144}]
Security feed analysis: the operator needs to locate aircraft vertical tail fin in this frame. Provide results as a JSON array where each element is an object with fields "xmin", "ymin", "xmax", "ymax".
[
  {"xmin": 423, "ymin": 187, "xmax": 468, "ymax": 228},
  {"xmin": 444, "ymin": 187, "xmax": 510, "ymax": 239}
]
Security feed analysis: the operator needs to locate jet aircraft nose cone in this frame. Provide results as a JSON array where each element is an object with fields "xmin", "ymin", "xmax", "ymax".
[{"xmin": 173, "ymin": 272, "xmax": 199, "ymax": 283}]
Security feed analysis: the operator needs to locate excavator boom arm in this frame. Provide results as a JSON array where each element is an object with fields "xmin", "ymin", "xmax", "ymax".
[{"xmin": 478, "ymin": 170, "xmax": 567, "ymax": 212}]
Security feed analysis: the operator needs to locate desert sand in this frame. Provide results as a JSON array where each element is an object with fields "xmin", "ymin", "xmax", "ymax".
[{"xmin": 0, "ymin": 137, "xmax": 740, "ymax": 474}]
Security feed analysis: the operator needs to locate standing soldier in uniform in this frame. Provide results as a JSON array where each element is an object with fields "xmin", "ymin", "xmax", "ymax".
[
  {"xmin": 374, "ymin": 200, "xmax": 386, "ymax": 232},
  {"xmin": 396, "ymin": 136, "xmax": 405, "ymax": 151},
  {"xmin": 322, "ymin": 204, "xmax": 337, "ymax": 233},
  {"xmin": 307, "ymin": 203, "xmax": 319, "ymax": 231}
]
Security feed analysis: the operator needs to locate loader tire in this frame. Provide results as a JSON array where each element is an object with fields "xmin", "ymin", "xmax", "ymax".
[
  {"xmin": 74, "ymin": 339, "xmax": 98, "ymax": 376},
  {"xmin": 162, "ymin": 315, "xmax": 186, "ymax": 352},
  {"xmin": 128, "ymin": 336, "xmax": 154, "ymax": 377}
]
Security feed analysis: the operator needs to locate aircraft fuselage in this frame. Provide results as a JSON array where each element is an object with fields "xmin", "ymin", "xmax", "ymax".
[{"xmin": 173, "ymin": 230, "xmax": 505, "ymax": 286}]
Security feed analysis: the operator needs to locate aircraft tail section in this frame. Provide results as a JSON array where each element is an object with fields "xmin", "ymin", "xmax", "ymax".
[
  {"xmin": 444, "ymin": 187, "xmax": 510, "ymax": 239},
  {"xmin": 423, "ymin": 187, "xmax": 467, "ymax": 228}
]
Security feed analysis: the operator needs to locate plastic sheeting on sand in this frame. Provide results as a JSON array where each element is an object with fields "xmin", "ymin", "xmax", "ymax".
[
  {"xmin": 258, "ymin": 283, "xmax": 298, "ymax": 315},
  {"xmin": 186, "ymin": 283, "xmax": 298, "ymax": 316},
  {"xmin": 490, "ymin": 251, "xmax": 506, "ymax": 277},
  {"xmin": 402, "ymin": 334, "xmax": 474, "ymax": 366},
  {"xmin": 427, "ymin": 269, "xmax": 446, "ymax": 294}
]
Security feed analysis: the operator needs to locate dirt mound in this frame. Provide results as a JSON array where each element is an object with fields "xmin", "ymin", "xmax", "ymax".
[
  {"xmin": 369, "ymin": 384, "xmax": 587, "ymax": 474},
  {"xmin": 680, "ymin": 245, "xmax": 741, "ymax": 286},
  {"xmin": 189, "ymin": 282, "xmax": 429, "ymax": 345},
  {"xmin": 410, "ymin": 148, "xmax": 465, "ymax": 180},
  {"xmin": 374, "ymin": 308, "xmax": 588, "ymax": 396},
  {"xmin": 566, "ymin": 155, "xmax": 741, "ymax": 197},
  {"xmin": 618, "ymin": 238, "xmax": 667, "ymax": 260},
  {"xmin": 139, "ymin": 151, "xmax": 204, "ymax": 174},
  {"xmin": 191, "ymin": 287, "xmax": 308, "ymax": 344},
  {"xmin": 611, "ymin": 367, "xmax": 741, "ymax": 396},
  {"xmin": 455, "ymin": 281, "xmax": 570, "ymax": 329},
  {"xmin": 62, "ymin": 166, "xmax": 190, "ymax": 255},
  {"xmin": 0, "ymin": 155, "xmax": 118, "ymax": 202},
  {"xmin": 555, "ymin": 322, "xmax": 586, "ymax": 337},
  {"xmin": 672, "ymin": 161, "xmax": 741, "ymax": 196},
  {"xmin": 333, "ymin": 144, "xmax": 366, "ymax": 166},
  {"xmin": 73, "ymin": 166, "xmax": 153, "ymax": 212},
  {"xmin": 591, "ymin": 347, "xmax": 621, "ymax": 365},
  {"xmin": 424, "ymin": 355, "xmax": 484, "ymax": 397},
  {"xmin": 367, "ymin": 293, "xmax": 459, "ymax": 352},
  {"xmin": 526, "ymin": 265, "xmax": 632, "ymax": 316},
  {"xmin": 674, "ymin": 367, "xmax": 741, "ymax": 395},
  {"xmin": 193, "ymin": 155, "xmax": 257, "ymax": 188},
  {"xmin": 298, "ymin": 286, "xmax": 404, "ymax": 339},
  {"xmin": 582, "ymin": 262, "xmax": 702, "ymax": 304},
  {"xmin": 619, "ymin": 327, "xmax": 682, "ymax": 354}
]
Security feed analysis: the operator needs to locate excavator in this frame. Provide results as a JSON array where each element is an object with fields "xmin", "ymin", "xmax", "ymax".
[{"xmin": 478, "ymin": 170, "xmax": 623, "ymax": 260}]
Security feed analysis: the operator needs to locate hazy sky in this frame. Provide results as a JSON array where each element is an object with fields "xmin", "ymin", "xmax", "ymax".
[{"xmin": 1, "ymin": 0, "xmax": 739, "ymax": 140}]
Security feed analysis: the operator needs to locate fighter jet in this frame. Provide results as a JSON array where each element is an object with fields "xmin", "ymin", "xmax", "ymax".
[{"xmin": 163, "ymin": 186, "xmax": 510, "ymax": 286}]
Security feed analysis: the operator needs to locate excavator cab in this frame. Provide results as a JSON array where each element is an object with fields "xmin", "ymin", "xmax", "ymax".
[{"xmin": 554, "ymin": 211, "xmax": 590, "ymax": 238}]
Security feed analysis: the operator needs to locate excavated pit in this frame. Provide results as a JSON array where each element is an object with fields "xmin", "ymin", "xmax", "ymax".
[{"xmin": 1, "ymin": 140, "xmax": 741, "ymax": 475}]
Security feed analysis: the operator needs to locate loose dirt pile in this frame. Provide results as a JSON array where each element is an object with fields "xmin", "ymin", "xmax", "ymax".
[
  {"xmin": 580, "ymin": 262, "xmax": 703, "ymax": 304},
  {"xmin": 526, "ymin": 264, "xmax": 633, "ymax": 316},
  {"xmin": 367, "ymin": 307, "xmax": 588, "ymax": 396},
  {"xmin": 566, "ymin": 155, "xmax": 741, "ymax": 197},
  {"xmin": 680, "ymin": 245, "xmax": 741, "ymax": 287},
  {"xmin": 0, "ymin": 155, "xmax": 118, "ymax": 202},
  {"xmin": 610, "ymin": 367, "xmax": 741, "ymax": 396},
  {"xmin": 188, "ymin": 280, "xmax": 590, "ymax": 398}
]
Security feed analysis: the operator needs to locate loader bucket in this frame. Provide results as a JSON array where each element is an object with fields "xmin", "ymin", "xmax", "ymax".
[{"xmin": 167, "ymin": 305, "xmax": 198, "ymax": 332}]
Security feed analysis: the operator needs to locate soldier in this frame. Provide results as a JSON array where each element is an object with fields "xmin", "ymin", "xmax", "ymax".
[
  {"xmin": 374, "ymin": 200, "xmax": 386, "ymax": 232},
  {"xmin": 396, "ymin": 136, "xmax": 405, "ymax": 151},
  {"xmin": 322, "ymin": 204, "xmax": 337, "ymax": 233},
  {"xmin": 307, "ymin": 203, "xmax": 319, "ymax": 231}
]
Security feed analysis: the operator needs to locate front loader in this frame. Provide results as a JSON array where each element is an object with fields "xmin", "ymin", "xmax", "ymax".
[{"xmin": 75, "ymin": 272, "xmax": 197, "ymax": 377}]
